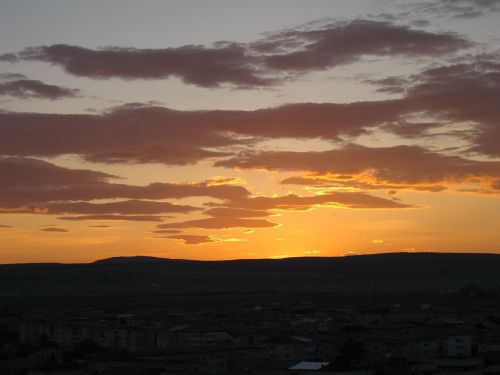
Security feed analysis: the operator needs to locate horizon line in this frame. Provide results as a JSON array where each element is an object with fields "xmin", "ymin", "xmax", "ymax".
[{"xmin": 2, "ymin": 251, "xmax": 500, "ymax": 266}]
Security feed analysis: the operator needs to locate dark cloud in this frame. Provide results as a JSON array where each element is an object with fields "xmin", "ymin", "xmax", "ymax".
[
  {"xmin": 256, "ymin": 20, "xmax": 469, "ymax": 73},
  {"xmin": 0, "ymin": 53, "xmax": 18, "ymax": 62},
  {"xmin": 0, "ymin": 101, "xmax": 405, "ymax": 165},
  {"xmin": 0, "ymin": 105, "xmax": 234, "ymax": 165},
  {"xmin": 0, "ymin": 56, "xmax": 497, "ymax": 176},
  {"xmin": 40, "ymin": 227, "xmax": 69, "ymax": 232},
  {"xmin": 161, "ymin": 235, "xmax": 215, "ymax": 245},
  {"xmin": 404, "ymin": 58, "xmax": 500, "ymax": 157},
  {"xmin": 0, "ymin": 224, "xmax": 12, "ymax": 229},
  {"xmin": 364, "ymin": 76, "xmax": 409, "ymax": 94},
  {"xmin": 0, "ymin": 20, "xmax": 468, "ymax": 88},
  {"xmin": 2, "ymin": 43, "xmax": 267, "ymax": 88},
  {"xmin": 383, "ymin": 121, "xmax": 439, "ymax": 137},
  {"xmin": 1, "ymin": 55, "xmax": 497, "ymax": 165},
  {"xmin": 357, "ymin": 56, "xmax": 500, "ymax": 155},
  {"xmin": 0, "ymin": 157, "xmax": 113, "ymax": 189},
  {"xmin": 0, "ymin": 79, "xmax": 79, "ymax": 100},
  {"xmin": 216, "ymin": 144, "xmax": 500, "ymax": 188},
  {"xmin": 3, "ymin": 52, "xmax": 499, "ymax": 165}
]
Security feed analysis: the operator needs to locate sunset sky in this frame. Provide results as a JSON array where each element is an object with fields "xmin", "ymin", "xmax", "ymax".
[{"xmin": 0, "ymin": 0, "xmax": 499, "ymax": 263}]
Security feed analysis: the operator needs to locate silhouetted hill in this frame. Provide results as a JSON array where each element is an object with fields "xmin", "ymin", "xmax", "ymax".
[
  {"xmin": 93, "ymin": 256, "xmax": 176, "ymax": 264},
  {"xmin": 1, "ymin": 252, "xmax": 500, "ymax": 297}
]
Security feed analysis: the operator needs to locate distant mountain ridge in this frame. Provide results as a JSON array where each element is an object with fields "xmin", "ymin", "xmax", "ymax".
[{"xmin": 1, "ymin": 252, "xmax": 500, "ymax": 297}]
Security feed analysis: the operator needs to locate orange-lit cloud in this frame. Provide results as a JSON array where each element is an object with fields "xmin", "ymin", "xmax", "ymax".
[
  {"xmin": 158, "ymin": 235, "xmax": 216, "ymax": 245},
  {"xmin": 0, "ymin": 157, "xmax": 249, "ymax": 211},
  {"xmin": 217, "ymin": 144, "xmax": 500, "ymax": 191},
  {"xmin": 49, "ymin": 200, "xmax": 196, "ymax": 215},
  {"xmin": 215, "ymin": 191, "xmax": 416, "ymax": 211},
  {"xmin": 204, "ymin": 207, "xmax": 271, "ymax": 218},
  {"xmin": 40, "ymin": 227, "xmax": 69, "ymax": 232},
  {"xmin": 59, "ymin": 215, "xmax": 165, "ymax": 222},
  {"xmin": 152, "ymin": 229, "xmax": 182, "ymax": 234},
  {"xmin": 158, "ymin": 217, "xmax": 278, "ymax": 230}
]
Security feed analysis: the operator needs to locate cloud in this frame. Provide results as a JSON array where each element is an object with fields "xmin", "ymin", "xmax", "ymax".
[
  {"xmin": 0, "ymin": 157, "xmax": 250, "ymax": 220},
  {"xmin": 1, "ymin": 156, "xmax": 113, "ymax": 189},
  {"xmin": 152, "ymin": 229, "xmax": 182, "ymax": 234},
  {"xmin": 0, "ymin": 73, "xmax": 27, "ymax": 80},
  {"xmin": 161, "ymin": 234, "xmax": 216, "ymax": 245},
  {"xmin": 369, "ymin": 56, "xmax": 500, "ymax": 158},
  {"xmin": 359, "ymin": 55, "xmax": 500, "ymax": 156},
  {"xmin": 281, "ymin": 175, "xmax": 447, "ymax": 193},
  {"xmin": 407, "ymin": 58, "xmax": 500, "ymax": 158},
  {"xmin": 2, "ymin": 53, "xmax": 498, "ymax": 166},
  {"xmin": 404, "ymin": 0, "xmax": 500, "ymax": 19},
  {"xmin": 0, "ymin": 20, "xmax": 468, "ymax": 88},
  {"xmin": 255, "ymin": 19, "xmax": 469, "ymax": 73},
  {"xmin": 155, "ymin": 189, "xmax": 411, "ymax": 233},
  {"xmin": 59, "ymin": 215, "xmax": 165, "ymax": 222},
  {"xmin": 205, "ymin": 176, "xmax": 247, "ymax": 186},
  {"xmin": 0, "ymin": 104, "xmax": 237, "ymax": 165},
  {"xmin": 33, "ymin": 200, "xmax": 198, "ymax": 215},
  {"xmin": 0, "ymin": 79, "xmax": 80, "ymax": 100},
  {"xmin": 215, "ymin": 191, "xmax": 416, "ymax": 211},
  {"xmin": 0, "ymin": 101, "xmax": 405, "ymax": 165},
  {"xmin": 0, "ymin": 224, "xmax": 12, "ymax": 229},
  {"xmin": 1, "ymin": 180, "xmax": 247, "ymax": 210},
  {"xmin": 40, "ymin": 227, "xmax": 69, "ymax": 232},
  {"xmin": 158, "ymin": 217, "xmax": 278, "ymax": 230},
  {"xmin": 2, "ymin": 52, "xmax": 498, "ymax": 166},
  {"xmin": 364, "ymin": 76, "xmax": 409, "ymax": 94},
  {"xmin": 383, "ymin": 121, "xmax": 439, "ymax": 138},
  {"xmin": 216, "ymin": 144, "xmax": 500, "ymax": 190},
  {"xmin": 1, "ymin": 43, "xmax": 267, "ymax": 88},
  {"xmin": 204, "ymin": 207, "xmax": 271, "ymax": 218}
]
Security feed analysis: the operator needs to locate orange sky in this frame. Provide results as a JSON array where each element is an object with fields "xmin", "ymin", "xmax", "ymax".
[{"xmin": 0, "ymin": 1, "xmax": 499, "ymax": 263}]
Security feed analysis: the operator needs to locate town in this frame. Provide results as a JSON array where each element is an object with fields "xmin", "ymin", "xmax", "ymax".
[{"xmin": 2, "ymin": 297, "xmax": 500, "ymax": 375}]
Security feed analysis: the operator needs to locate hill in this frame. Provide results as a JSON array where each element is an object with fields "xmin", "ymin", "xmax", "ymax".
[{"xmin": 1, "ymin": 252, "xmax": 500, "ymax": 297}]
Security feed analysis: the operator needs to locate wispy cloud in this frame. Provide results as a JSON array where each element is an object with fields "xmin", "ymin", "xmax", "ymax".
[{"xmin": 0, "ymin": 79, "xmax": 79, "ymax": 100}]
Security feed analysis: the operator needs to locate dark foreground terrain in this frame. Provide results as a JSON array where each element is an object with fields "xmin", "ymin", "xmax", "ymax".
[
  {"xmin": 2, "ymin": 252, "xmax": 500, "ymax": 374},
  {"xmin": 1, "ymin": 252, "xmax": 500, "ymax": 301}
]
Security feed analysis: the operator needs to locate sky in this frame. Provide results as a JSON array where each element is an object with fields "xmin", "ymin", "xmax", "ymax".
[{"xmin": 0, "ymin": 0, "xmax": 499, "ymax": 263}]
